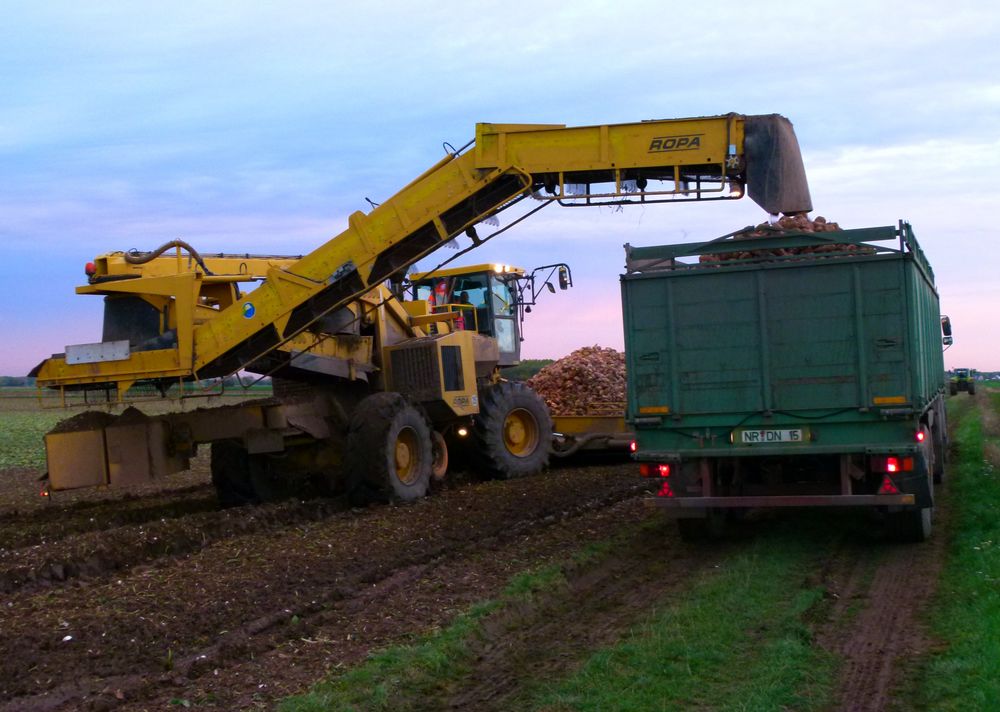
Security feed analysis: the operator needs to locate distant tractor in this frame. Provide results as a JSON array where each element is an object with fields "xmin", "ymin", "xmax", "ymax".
[{"xmin": 950, "ymin": 368, "xmax": 976, "ymax": 396}]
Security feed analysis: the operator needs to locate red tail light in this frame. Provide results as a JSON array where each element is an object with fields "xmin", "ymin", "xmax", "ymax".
[
  {"xmin": 640, "ymin": 463, "xmax": 672, "ymax": 479},
  {"xmin": 629, "ymin": 440, "xmax": 637, "ymax": 453},
  {"xmin": 871, "ymin": 455, "xmax": 913, "ymax": 473},
  {"xmin": 915, "ymin": 430, "xmax": 926, "ymax": 443}
]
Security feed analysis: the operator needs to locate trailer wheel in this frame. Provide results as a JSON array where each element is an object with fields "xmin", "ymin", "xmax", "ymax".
[
  {"xmin": 888, "ymin": 507, "xmax": 932, "ymax": 542},
  {"xmin": 472, "ymin": 382, "xmax": 552, "ymax": 479},
  {"xmin": 949, "ymin": 383, "xmax": 958, "ymax": 396},
  {"xmin": 210, "ymin": 440, "xmax": 258, "ymax": 507},
  {"xmin": 968, "ymin": 382, "xmax": 976, "ymax": 396},
  {"xmin": 346, "ymin": 392, "xmax": 432, "ymax": 503}
]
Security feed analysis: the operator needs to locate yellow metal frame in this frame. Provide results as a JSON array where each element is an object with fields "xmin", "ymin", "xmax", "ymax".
[{"xmin": 34, "ymin": 115, "xmax": 751, "ymax": 395}]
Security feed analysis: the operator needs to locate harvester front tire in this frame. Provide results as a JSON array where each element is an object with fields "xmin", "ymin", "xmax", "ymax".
[
  {"xmin": 346, "ymin": 392, "xmax": 432, "ymax": 504},
  {"xmin": 471, "ymin": 382, "xmax": 552, "ymax": 480}
]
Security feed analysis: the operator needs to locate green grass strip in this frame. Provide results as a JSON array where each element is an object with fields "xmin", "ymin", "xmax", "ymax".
[
  {"xmin": 281, "ymin": 523, "xmax": 836, "ymax": 712},
  {"xmin": 525, "ymin": 536, "xmax": 834, "ymax": 711},
  {"xmin": 907, "ymin": 393, "xmax": 1000, "ymax": 709},
  {"xmin": 278, "ymin": 565, "xmax": 567, "ymax": 712}
]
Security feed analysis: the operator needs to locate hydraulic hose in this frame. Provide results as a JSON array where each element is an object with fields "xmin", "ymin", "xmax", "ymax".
[{"xmin": 124, "ymin": 239, "xmax": 215, "ymax": 276}]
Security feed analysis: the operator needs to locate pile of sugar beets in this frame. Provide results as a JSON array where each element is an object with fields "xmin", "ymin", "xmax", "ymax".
[
  {"xmin": 699, "ymin": 214, "xmax": 874, "ymax": 263},
  {"xmin": 528, "ymin": 346, "xmax": 625, "ymax": 417}
]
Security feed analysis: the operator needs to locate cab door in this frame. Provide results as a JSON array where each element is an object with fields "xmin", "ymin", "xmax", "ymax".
[{"xmin": 489, "ymin": 275, "xmax": 520, "ymax": 366}]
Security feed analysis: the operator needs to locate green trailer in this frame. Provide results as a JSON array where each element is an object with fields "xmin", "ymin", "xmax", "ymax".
[{"xmin": 621, "ymin": 221, "xmax": 950, "ymax": 541}]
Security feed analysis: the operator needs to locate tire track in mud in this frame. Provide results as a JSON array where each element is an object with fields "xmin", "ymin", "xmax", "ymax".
[
  {"xmin": 440, "ymin": 525, "xmax": 728, "ymax": 712},
  {"xmin": 0, "ymin": 464, "xmax": 652, "ymax": 712},
  {"xmin": 810, "ymin": 412, "xmax": 960, "ymax": 712},
  {"xmin": 0, "ymin": 495, "xmax": 354, "ymax": 596},
  {"xmin": 0, "ymin": 483, "xmax": 217, "ymax": 550}
]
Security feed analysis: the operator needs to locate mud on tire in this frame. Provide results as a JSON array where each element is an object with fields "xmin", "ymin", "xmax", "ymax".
[
  {"xmin": 471, "ymin": 382, "xmax": 553, "ymax": 480},
  {"xmin": 345, "ymin": 392, "xmax": 432, "ymax": 504}
]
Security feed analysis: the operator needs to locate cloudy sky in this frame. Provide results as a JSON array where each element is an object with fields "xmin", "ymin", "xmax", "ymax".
[{"xmin": 1, "ymin": 0, "xmax": 998, "ymax": 374}]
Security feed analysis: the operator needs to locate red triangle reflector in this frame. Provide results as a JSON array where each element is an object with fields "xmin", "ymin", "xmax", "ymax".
[{"xmin": 878, "ymin": 475, "xmax": 900, "ymax": 495}]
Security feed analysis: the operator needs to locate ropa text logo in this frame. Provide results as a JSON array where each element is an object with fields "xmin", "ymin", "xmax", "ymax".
[{"xmin": 648, "ymin": 135, "xmax": 702, "ymax": 152}]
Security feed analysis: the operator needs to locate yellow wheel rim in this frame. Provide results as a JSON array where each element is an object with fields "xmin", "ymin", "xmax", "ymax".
[
  {"xmin": 394, "ymin": 427, "xmax": 420, "ymax": 484},
  {"xmin": 503, "ymin": 408, "xmax": 539, "ymax": 457}
]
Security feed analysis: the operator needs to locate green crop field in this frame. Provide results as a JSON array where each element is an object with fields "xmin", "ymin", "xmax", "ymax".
[{"xmin": 0, "ymin": 386, "xmax": 273, "ymax": 471}]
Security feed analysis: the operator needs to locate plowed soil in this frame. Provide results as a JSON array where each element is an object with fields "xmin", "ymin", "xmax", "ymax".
[{"xmin": 0, "ymin": 434, "xmax": 955, "ymax": 711}]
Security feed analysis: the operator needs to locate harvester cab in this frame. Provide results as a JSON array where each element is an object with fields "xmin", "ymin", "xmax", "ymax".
[{"xmin": 406, "ymin": 262, "xmax": 572, "ymax": 367}]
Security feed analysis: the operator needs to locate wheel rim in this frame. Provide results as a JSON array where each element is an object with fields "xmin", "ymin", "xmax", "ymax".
[
  {"xmin": 503, "ymin": 408, "xmax": 539, "ymax": 457},
  {"xmin": 394, "ymin": 426, "xmax": 421, "ymax": 485}
]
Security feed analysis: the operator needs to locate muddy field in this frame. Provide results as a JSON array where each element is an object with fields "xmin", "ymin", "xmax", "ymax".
[{"xmin": 0, "ymin": 438, "xmax": 954, "ymax": 711}]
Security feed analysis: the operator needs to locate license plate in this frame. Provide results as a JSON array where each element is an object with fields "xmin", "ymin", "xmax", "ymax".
[{"xmin": 738, "ymin": 428, "xmax": 805, "ymax": 444}]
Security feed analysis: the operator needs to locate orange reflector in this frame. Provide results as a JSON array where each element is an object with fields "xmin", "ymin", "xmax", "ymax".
[{"xmin": 639, "ymin": 463, "xmax": 652, "ymax": 477}]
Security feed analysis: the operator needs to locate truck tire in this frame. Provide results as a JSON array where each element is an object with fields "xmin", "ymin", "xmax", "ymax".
[
  {"xmin": 471, "ymin": 382, "xmax": 553, "ymax": 479},
  {"xmin": 932, "ymin": 422, "xmax": 947, "ymax": 484},
  {"xmin": 210, "ymin": 440, "xmax": 258, "ymax": 507},
  {"xmin": 950, "ymin": 383, "xmax": 958, "ymax": 396},
  {"xmin": 345, "ymin": 392, "xmax": 432, "ymax": 503},
  {"xmin": 888, "ymin": 507, "xmax": 932, "ymax": 543},
  {"xmin": 968, "ymin": 382, "xmax": 976, "ymax": 396}
]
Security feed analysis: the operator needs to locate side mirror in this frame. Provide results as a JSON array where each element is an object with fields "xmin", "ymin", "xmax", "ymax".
[
  {"xmin": 545, "ymin": 282, "xmax": 556, "ymax": 294},
  {"xmin": 941, "ymin": 315, "xmax": 952, "ymax": 337},
  {"xmin": 943, "ymin": 336, "xmax": 953, "ymax": 346},
  {"xmin": 558, "ymin": 266, "xmax": 570, "ymax": 290}
]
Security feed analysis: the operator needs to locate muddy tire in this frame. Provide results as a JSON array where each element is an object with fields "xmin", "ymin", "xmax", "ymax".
[
  {"xmin": 346, "ymin": 392, "xmax": 432, "ymax": 504},
  {"xmin": 248, "ymin": 453, "xmax": 302, "ymax": 503},
  {"xmin": 949, "ymin": 383, "xmax": 958, "ymax": 396},
  {"xmin": 211, "ymin": 440, "xmax": 258, "ymax": 507},
  {"xmin": 471, "ymin": 382, "xmax": 552, "ymax": 480},
  {"xmin": 968, "ymin": 382, "xmax": 976, "ymax": 396},
  {"xmin": 888, "ymin": 507, "xmax": 932, "ymax": 543}
]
